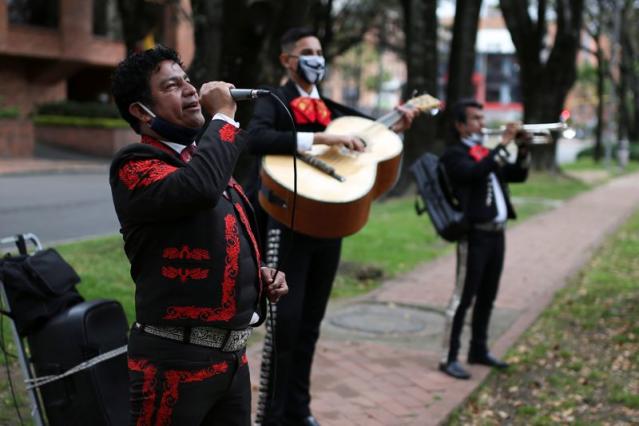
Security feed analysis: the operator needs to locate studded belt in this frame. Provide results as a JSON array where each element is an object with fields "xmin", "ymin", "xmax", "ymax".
[{"xmin": 134, "ymin": 322, "xmax": 252, "ymax": 352}]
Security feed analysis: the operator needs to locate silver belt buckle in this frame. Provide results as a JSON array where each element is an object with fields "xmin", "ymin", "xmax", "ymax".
[{"xmin": 223, "ymin": 328, "xmax": 252, "ymax": 352}]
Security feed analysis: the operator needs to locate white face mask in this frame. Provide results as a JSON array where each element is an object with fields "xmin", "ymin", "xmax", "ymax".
[
  {"xmin": 470, "ymin": 133, "xmax": 484, "ymax": 144},
  {"xmin": 297, "ymin": 55, "xmax": 326, "ymax": 85}
]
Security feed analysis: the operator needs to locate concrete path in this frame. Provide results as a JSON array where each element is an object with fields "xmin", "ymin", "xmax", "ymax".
[{"xmin": 247, "ymin": 171, "xmax": 639, "ymax": 425}]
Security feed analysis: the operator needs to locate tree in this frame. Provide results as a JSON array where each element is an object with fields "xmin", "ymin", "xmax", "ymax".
[
  {"xmin": 445, "ymin": 0, "xmax": 483, "ymax": 111},
  {"xmin": 500, "ymin": 0, "xmax": 584, "ymax": 170},
  {"xmin": 116, "ymin": 0, "xmax": 164, "ymax": 53},
  {"xmin": 582, "ymin": 0, "xmax": 613, "ymax": 162},
  {"xmin": 394, "ymin": 0, "xmax": 439, "ymax": 193}
]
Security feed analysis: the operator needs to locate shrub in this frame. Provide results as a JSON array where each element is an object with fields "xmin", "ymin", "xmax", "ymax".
[
  {"xmin": 33, "ymin": 115, "xmax": 129, "ymax": 128},
  {"xmin": 35, "ymin": 101, "xmax": 121, "ymax": 119},
  {"xmin": 0, "ymin": 106, "xmax": 19, "ymax": 119}
]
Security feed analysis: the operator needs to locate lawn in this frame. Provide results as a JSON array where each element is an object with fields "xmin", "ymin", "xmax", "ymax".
[{"xmin": 446, "ymin": 208, "xmax": 639, "ymax": 425}]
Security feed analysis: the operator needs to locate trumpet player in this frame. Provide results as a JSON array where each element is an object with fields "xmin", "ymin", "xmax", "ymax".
[{"xmin": 438, "ymin": 99, "xmax": 531, "ymax": 380}]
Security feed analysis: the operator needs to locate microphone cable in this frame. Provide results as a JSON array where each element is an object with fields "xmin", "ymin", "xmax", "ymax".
[{"xmin": 255, "ymin": 91, "xmax": 299, "ymax": 424}]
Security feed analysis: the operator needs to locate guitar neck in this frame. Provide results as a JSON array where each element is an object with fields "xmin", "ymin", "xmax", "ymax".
[{"xmin": 376, "ymin": 108, "xmax": 406, "ymax": 129}]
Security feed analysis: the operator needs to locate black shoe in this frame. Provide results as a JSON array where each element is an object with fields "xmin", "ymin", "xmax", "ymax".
[
  {"xmin": 438, "ymin": 360, "xmax": 471, "ymax": 379},
  {"xmin": 301, "ymin": 415, "xmax": 320, "ymax": 426},
  {"xmin": 468, "ymin": 352, "xmax": 509, "ymax": 369}
]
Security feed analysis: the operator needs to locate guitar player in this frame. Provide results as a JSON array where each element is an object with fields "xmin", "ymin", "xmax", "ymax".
[{"xmin": 245, "ymin": 27, "xmax": 419, "ymax": 426}]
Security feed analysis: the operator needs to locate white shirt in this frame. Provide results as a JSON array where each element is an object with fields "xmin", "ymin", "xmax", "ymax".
[
  {"xmin": 294, "ymin": 83, "xmax": 321, "ymax": 153},
  {"xmin": 461, "ymin": 136, "xmax": 507, "ymax": 223}
]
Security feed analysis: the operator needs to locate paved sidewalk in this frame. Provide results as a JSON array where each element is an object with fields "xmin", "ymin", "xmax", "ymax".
[{"xmin": 247, "ymin": 172, "xmax": 639, "ymax": 425}]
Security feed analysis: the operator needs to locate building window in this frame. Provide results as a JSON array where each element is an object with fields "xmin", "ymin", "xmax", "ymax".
[
  {"xmin": 8, "ymin": 0, "xmax": 58, "ymax": 28},
  {"xmin": 93, "ymin": 0, "xmax": 123, "ymax": 40}
]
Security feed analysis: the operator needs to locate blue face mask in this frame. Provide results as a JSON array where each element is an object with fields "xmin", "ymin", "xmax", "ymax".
[
  {"xmin": 137, "ymin": 103, "xmax": 201, "ymax": 146},
  {"xmin": 297, "ymin": 55, "xmax": 326, "ymax": 85}
]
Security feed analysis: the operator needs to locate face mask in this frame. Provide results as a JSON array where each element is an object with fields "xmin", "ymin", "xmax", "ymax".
[
  {"xmin": 470, "ymin": 133, "xmax": 484, "ymax": 145},
  {"xmin": 296, "ymin": 55, "xmax": 326, "ymax": 85},
  {"xmin": 136, "ymin": 102, "xmax": 201, "ymax": 146}
]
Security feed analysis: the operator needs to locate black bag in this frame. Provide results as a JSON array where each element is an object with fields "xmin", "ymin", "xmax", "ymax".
[
  {"xmin": 409, "ymin": 152, "xmax": 468, "ymax": 242},
  {"xmin": 0, "ymin": 248, "xmax": 84, "ymax": 336},
  {"xmin": 27, "ymin": 299, "xmax": 130, "ymax": 426}
]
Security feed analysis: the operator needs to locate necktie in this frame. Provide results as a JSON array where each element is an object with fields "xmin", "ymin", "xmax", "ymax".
[
  {"xmin": 180, "ymin": 143, "xmax": 197, "ymax": 163},
  {"xmin": 289, "ymin": 97, "xmax": 332, "ymax": 127}
]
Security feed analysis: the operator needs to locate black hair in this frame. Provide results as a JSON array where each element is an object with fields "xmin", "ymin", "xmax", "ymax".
[
  {"xmin": 451, "ymin": 98, "xmax": 483, "ymax": 125},
  {"xmin": 111, "ymin": 45, "xmax": 182, "ymax": 133},
  {"xmin": 448, "ymin": 98, "xmax": 483, "ymax": 141},
  {"xmin": 280, "ymin": 27, "xmax": 317, "ymax": 52}
]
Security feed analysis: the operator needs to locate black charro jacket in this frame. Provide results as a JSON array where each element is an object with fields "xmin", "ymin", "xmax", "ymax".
[
  {"xmin": 440, "ymin": 141, "xmax": 529, "ymax": 225},
  {"xmin": 109, "ymin": 119, "xmax": 265, "ymax": 328}
]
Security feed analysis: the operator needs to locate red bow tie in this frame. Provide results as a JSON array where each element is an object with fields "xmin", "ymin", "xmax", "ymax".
[
  {"xmin": 469, "ymin": 145, "xmax": 490, "ymax": 162},
  {"xmin": 289, "ymin": 97, "xmax": 332, "ymax": 127},
  {"xmin": 180, "ymin": 144, "xmax": 197, "ymax": 163}
]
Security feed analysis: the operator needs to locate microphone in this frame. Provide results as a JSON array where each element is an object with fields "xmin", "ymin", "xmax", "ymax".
[{"xmin": 230, "ymin": 88, "xmax": 271, "ymax": 101}]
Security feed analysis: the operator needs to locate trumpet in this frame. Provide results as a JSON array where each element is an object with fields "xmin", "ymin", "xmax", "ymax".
[
  {"xmin": 481, "ymin": 122, "xmax": 567, "ymax": 135},
  {"xmin": 482, "ymin": 122, "xmax": 570, "ymax": 144}
]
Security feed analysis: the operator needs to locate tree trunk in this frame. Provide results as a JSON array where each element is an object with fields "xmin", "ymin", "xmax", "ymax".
[
  {"xmin": 116, "ymin": 0, "xmax": 164, "ymax": 54},
  {"xmin": 393, "ymin": 0, "xmax": 439, "ymax": 195},
  {"xmin": 440, "ymin": 0, "xmax": 482, "ymax": 145},
  {"xmin": 500, "ymin": 0, "xmax": 584, "ymax": 170},
  {"xmin": 594, "ymin": 40, "xmax": 605, "ymax": 162},
  {"xmin": 188, "ymin": 0, "xmax": 225, "ymax": 87}
]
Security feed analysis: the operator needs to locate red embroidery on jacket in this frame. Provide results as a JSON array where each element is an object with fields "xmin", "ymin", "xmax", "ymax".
[
  {"xmin": 118, "ymin": 159, "xmax": 178, "ymax": 190},
  {"xmin": 469, "ymin": 145, "xmax": 490, "ymax": 162},
  {"xmin": 161, "ymin": 266, "xmax": 209, "ymax": 283},
  {"xmin": 128, "ymin": 358, "xmax": 158, "ymax": 426},
  {"xmin": 241, "ymin": 353, "xmax": 248, "ymax": 366},
  {"xmin": 162, "ymin": 245, "xmax": 210, "ymax": 260},
  {"xmin": 155, "ymin": 361, "xmax": 228, "ymax": 426},
  {"xmin": 163, "ymin": 214, "xmax": 239, "ymax": 321},
  {"xmin": 219, "ymin": 123, "xmax": 237, "ymax": 143}
]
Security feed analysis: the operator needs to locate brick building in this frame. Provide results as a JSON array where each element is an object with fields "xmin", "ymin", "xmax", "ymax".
[{"xmin": 0, "ymin": 0, "xmax": 193, "ymax": 157}]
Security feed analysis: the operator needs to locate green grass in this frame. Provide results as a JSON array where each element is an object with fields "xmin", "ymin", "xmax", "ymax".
[
  {"xmin": 55, "ymin": 236, "xmax": 135, "ymax": 322},
  {"xmin": 447, "ymin": 209, "xmax": 639, "ymax": 425}
]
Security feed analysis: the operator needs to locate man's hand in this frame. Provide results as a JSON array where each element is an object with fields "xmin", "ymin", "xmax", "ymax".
[
  {"xmin": 261, "ymin": 267, "xmax": 288, "ymax": 303},
  {"xmin": 313, "ymin": 133, "xmax": 366, "ymax": 152},
  {"xmin": 514, "ymin": 130, "xmax": 533, "ymax": 156},
  {"xmin": 500, "ymin": 122, "xmax": 522, "ymax": 146},
  {"xmin": 199, "ymin": 81, "xmax": 237, "ymax": 119},
  {"xmin": 390, "ymin": 104, "xmax": 420, "ymax": 133}
]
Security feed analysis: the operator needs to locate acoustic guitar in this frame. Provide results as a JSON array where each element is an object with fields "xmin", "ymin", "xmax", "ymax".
[{"xmin": 259, "ymin": 94, "xmax": 441, "ymax": 238}]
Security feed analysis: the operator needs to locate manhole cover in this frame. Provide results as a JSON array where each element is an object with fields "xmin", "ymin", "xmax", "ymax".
[{"xmin": 328, "ymin": 303, "xmax": 443, "ymax": 335}]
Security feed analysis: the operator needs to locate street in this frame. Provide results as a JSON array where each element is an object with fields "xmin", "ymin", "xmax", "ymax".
[{"xmin": 0, "ymin": 172, "xmax": 119, "ymax": 246}]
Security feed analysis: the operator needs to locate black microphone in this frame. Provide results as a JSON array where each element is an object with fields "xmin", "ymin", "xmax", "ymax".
[{"xmin": 229, "ymin": 88, "xmax": 271, "ymax": 101}]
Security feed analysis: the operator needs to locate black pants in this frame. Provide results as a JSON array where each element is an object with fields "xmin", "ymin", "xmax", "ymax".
[
  {"xmin": 127, "ymin": 327, "xmax": 251, "ymax": 426},
  {"xmin": 445, "ymin": 229, "xmax": 505, "ymax": 363},
  {"xmin": 262, "ymin": 219, "xmax": 341, "ymax": 425}
]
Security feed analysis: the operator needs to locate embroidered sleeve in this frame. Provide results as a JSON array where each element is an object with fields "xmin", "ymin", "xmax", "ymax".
[{"xmin": 118, "ymin": 159, "xmax": 178, "ymax": 190}]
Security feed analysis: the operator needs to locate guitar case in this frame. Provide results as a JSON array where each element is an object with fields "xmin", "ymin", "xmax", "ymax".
[
  {"xmin": 27, "ymin": 299, "xmax": 130, "ymax": 426},
  {"xmin": 410, "ymin": 152, "xmax": 468, "ymax": 242}
]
